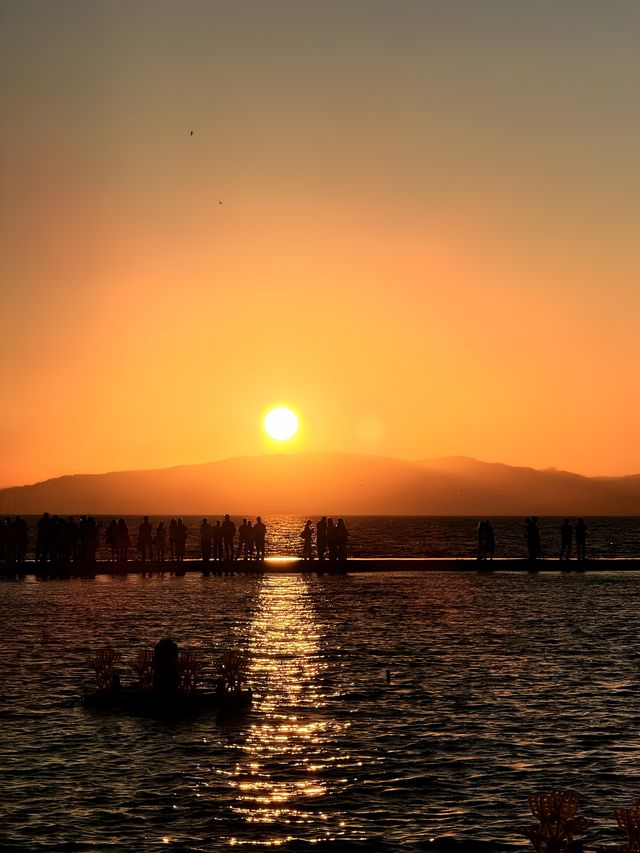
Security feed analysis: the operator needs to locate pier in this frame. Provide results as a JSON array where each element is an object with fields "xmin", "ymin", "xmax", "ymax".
[{"xmin": 2, "ymin": 558, "xmax": 640, "ymax": 578}]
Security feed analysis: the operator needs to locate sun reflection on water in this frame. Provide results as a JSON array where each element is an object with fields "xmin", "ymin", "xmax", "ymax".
[{"xmin": 223, "ymin": 575, "xmax": 348, "ymax": 843}]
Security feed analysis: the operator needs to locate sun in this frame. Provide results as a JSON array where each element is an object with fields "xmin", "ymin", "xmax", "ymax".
[{"xmin": 264, "ymin": 407, "xmax": 299, "ymax": 441}]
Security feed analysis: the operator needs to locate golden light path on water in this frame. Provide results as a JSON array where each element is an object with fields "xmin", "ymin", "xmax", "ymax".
[{"xmin": 228, "ymin": 575, "xmax": 349, "ymax": 845}]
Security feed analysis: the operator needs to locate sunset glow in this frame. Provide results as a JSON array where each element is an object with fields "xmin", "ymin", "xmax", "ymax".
[{"xmin": 1, "ymin": 2, "xmax": 639, "ymax": 488}]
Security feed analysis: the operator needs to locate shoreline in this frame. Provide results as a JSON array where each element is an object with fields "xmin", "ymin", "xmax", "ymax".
[{"xmin": 3, "ymin": 557, "xmax": 640, "ymax": 577}]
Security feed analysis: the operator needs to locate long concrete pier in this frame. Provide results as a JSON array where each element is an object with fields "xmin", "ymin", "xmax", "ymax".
[{"xmin": 2, "ymin": 558, "xmax": 640, "ymax": 577}]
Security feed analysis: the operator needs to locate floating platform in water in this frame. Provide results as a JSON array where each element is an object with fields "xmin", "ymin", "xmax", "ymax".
[
  {"xmin": 3, "ymin": 557, "xmax": 640, "ymax": 576},
  {"xmin": 82, "ymin": 687, "xmax": 252, "ymax": 716}
]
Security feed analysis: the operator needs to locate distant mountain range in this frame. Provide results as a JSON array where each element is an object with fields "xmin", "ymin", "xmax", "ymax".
[{"xmin": 1, "ymin": 453, "xmax": 639, "ymax": 515}]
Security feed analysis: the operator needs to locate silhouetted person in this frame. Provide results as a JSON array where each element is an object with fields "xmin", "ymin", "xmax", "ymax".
[
  {"xmin": 336, "ymin": 518, "xmax": 348, "ymax": 560},
  {"xmin": 153, "ymin": 638, "xmax": 180, "ymax": 692},
  {"xmin": 316, "ymin": 516, "xmax": 328, "ymax": 561},
  {"xmin": 116, "ymin": 518, "xmax": 131, "ymax": 562},
  {"xmin": 138, "ymin": 516, "xmax": 153, "ymax": 562},
  {"xmin": 4, "ymin": 517, "xmax": 17, "ymax": 563},
  {"xmin": 253, "ymin": 516, "xmax": 266, "ymax": 561},
  {"xmin": 48, "ymin": 516, "xmax": 61, "ymax": 563},
  {"xmin": 484, "ymin": 521, "xmax": 495, "ymax": 560},
  {"xmin": 560, "ymin": 519, "xmax": 573, "ymax": 561},
  {"xmin": 244, "ymin": 520, "xmax": 255, "ymax": 559},
  {"xmin": 327, "ymin": 518, "xmax": 338, "ymax": 561},
  {"xmin": 105, "ymin": 519, "xmax": 118, "ymax": 561},
  {"xmin": 221, "ymin": 514, "xmax": 235, "ymax": 561},
  {"xmin": 525, "ymin": 517, "xmax": 542, "ymax": 560},
  {"xmin": 84, "ymin": 516, "xmax": 100, "ymax": 562},
  {"xmin": 78, "ymin": 515, "xmax": 91, "ymax": 560},
  {"xmin": 155, "ymin": 522, "xmax": 166, "ymax": 562},
  {"xmin": 301, "ymin": 520, "xmax": 313, "ymax": 560},
  {"xmin": 200, "ymin": 518, "xmax": 213, "ymax": 563},
  {"xmin": 14, "ymin": 516, "xmax": 28, "ymax": 564},
  {"xmin": 58, "ymin": 516, "xmax": 74, "ymax": 563},
  {"xmin": 237, "ymin": 519, "xmax": 248, "ymax": 559},
  {"xmin": 176, "ymin": 519, "xmax": 188, "ymax": 562},
  {"xmin": 169, "ymin": 518, "xmax": 178, "ymax": 561},
  {"xmin": 36, "ymin": 513, "xmax": 51, "ymax": 563},
  {"xmin": 212, "ymin": 520, "xmax": 223, "ymax": 562},
  {"xmin": 576, "ymin": 518, "xmax": 587, "ymax": 561}
]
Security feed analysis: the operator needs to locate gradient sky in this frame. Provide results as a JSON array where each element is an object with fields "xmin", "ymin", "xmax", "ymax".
[{"xmin": 1, "ymin": 0, "xmax": 639, "ymax": 487}]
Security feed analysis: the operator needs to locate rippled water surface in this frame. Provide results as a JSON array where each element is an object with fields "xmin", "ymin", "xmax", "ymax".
[{"xmin": 3, "ymin": 571, "xmax": 640, "ymax": 851}]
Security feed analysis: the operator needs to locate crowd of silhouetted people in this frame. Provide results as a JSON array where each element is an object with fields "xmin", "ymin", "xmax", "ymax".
[
  {"xmin": 0, "ymin": 513, "xmax": 101, "ymax": 565},
  {"xmin": 0, "ymin": 516, "xmax": 29, "ymax": 563},
  {"xmin": 102, "ymin": 515, "xmax": 269, "ymax": 564},
  {"xmin": 0, "ymin": 514, "xmax": 274, "ymax": 566},
  {"xmin": 522, "ymin": 516, "xmax": 587, "ymax": 561},
  {"xmin": 558, "ymin": 517, "xmax": 588, "ymax": 561},
  {"xmin": 300, "ymin": 517, "xmax": 349, "ymax": 561},
  {"xmin": 199, "ymin": 516, "xmax": 267, "ymax": 564},
  {"xmin": 0, "ymin": 513, "xmax": 593, "ymax": 566}
]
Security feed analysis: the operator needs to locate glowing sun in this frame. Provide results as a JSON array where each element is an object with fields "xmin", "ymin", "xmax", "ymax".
[{"xmin": 264, "ymin": 407, "xmax": 299, "ymax": 441}]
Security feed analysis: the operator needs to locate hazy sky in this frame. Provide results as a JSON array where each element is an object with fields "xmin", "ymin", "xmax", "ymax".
[{"xmin": 1, "ymin": 0, "xmax": 639, "ymax": 486}]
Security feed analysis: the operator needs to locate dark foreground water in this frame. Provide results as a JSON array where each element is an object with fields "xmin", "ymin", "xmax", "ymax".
[{"xmin": 3, "ymin": 571, "xmax": 640, "ymax": 851}]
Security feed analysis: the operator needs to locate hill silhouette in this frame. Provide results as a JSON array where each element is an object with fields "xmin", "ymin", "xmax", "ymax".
[{"xmin": 1, "ymin": 452, "xmax": 639, "ymax": 515}]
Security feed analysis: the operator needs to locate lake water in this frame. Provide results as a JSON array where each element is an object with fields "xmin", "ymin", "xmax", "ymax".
[{"xmin": 3, "ymin": 569, "xmax": 640, "ymax": 851}]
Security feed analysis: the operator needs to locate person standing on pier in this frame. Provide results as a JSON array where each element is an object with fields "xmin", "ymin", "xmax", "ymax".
[
  {"xmin": 575, "ymin": 518, "xmax": 587, "ymax": 561},
  {"xmin": 155, "ymin": 521, "xmax": 166, "ymax": 562},
  {"xmin": 327, "ymin": 518, "xmax": 338, "ymax": 561},
  {"xmin": 560, "ymin": 519, "xmax": 573, "ymax": 561},
  {"xmin": 525, "ymin": 517, "xmax": 542, "ymax": 560},
  {"xmin": 253, "ymin": 516, "xmax": 266, "ymax": 561},
  {"xmin": 169, "ymin": 519, "xmax": 178, "ymax": 561},
  {"xmin": 316, "ymin": 517, "xmax": 327, "ymax": 561},
  {"xmin": 15, "ymin": 516, "xmax": 28, "ymax": 564},
  {"xmin": 176, "ymin": 519, "xmax": 188, "ymax": 562},
  {"xmin": 301, "ymin": 520, "xmax": 313, "ymax": 560},
  {"xmin": 36, "ymin": 513, "xmax": 51, "ymax": 563},
  {"xmin": 105, "ymin": 519, "xmax": 118, "ymax": 561},
  {"xmin": 245, "ymin": 520, "xmax": 255, "ymax": 559},
  {"xmin": 237, "ymin": 520, "xmax": 248, "ymax": 559},
  {"xmin": 221, "ymin": 514, "xmax": 236, "ymax": 561},
  {"xmin": 116, "ymin": 518, "xmax": 131, "ymax": 562},
  {"xmin": 200, "ymin": 519, "xmax": 213, "ymax": 564},
  {"xmin": 212, "ymin": 520, "xmax": 223, "ymax": 562},
  {"xmin": 138, "ymin": 516, "xmax": 154, "ymax": 562}
]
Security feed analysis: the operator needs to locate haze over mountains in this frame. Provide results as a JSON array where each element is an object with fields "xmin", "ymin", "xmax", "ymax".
[{"xmin": 1, "ymin": 453, "xmax": 639, "ymax": 516}]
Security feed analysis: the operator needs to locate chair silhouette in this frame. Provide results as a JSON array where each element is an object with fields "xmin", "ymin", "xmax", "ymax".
[
  {"xmin": 92, "ymin": 648, "xmax": 122, "ymax": 690},
  {"xmin": 131, "ymin": 649, "xmax": 155, "ymax": 691},
  {"xmin": 596, "ymin": 804, "xmax": 640, "ymax": 852},
  {"xmin": 214, "ymin": 650, "xmax": 247, "ymax": 692},
  {"xmin": 177, "ymin": 651, "xmax": 204, "ymax": 693},
  {"xmin": 516, "ymin": 789, "xmax": 592, "ymax": 852}
]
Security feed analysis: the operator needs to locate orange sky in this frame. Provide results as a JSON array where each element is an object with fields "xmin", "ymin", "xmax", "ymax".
[{"xmin": 1, "ymin": 1, "xmax": 639, "ymax": 487}]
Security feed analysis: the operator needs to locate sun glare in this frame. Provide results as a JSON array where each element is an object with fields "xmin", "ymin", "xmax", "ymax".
[{"xmin": 264, "ymin": 407, "xmax": 299, "ymax": 441}]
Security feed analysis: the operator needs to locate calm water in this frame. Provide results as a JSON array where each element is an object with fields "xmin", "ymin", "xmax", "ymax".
[
  {"xmin": 16, "ymin": 515, "xmax": 640, "ymax": 560},
  {"xmin": 3, "ymin": 570, "xmax": 640, "ymax": 851}
]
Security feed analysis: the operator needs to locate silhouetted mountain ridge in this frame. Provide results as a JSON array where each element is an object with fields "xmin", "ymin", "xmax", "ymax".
[{"xmin": 1, "ymin": 453, "xmax": 639, "ymax": 515}]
